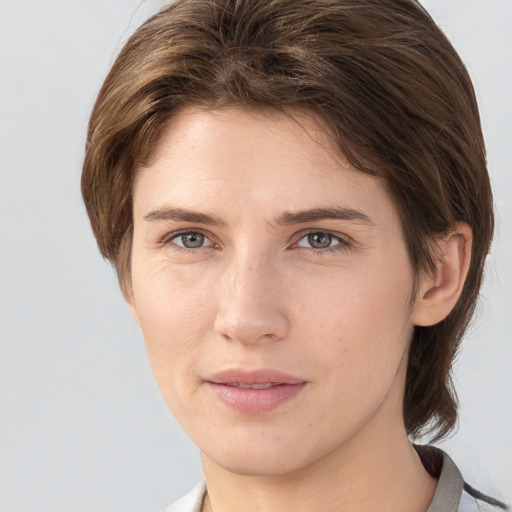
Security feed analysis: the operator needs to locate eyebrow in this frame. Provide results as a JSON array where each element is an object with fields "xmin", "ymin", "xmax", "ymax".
[
  {"xmin": 275, "ymin": 207, "xmax": 375, "ymax": 227},
  {"xmin": 144, "ymin": 207, "xmax": 228, "ymax": 227},
  {"xmin": 143, "ymin": 206, "xmax": 374, "ymax": 228}
]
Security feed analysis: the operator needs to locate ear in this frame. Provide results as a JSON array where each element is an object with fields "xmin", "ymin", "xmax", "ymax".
[{"xmin": 411, "ymin": 223, "xmax": 472, "ymax": 327}]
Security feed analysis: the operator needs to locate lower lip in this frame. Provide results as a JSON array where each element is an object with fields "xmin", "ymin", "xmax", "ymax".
[{"xmin": 206, "ymin": 382, "xmax": 307, "ymax": 413}]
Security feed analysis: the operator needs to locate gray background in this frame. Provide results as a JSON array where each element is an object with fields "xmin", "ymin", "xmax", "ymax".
[{"xmin": 0, "ymin": 1, "xmax": 510, "ymax": 511}]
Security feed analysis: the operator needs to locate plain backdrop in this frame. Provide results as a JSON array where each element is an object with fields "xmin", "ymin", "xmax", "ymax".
[{"xmin": 0, "ymin": 1, "xmax": 510, "ymax": 511}]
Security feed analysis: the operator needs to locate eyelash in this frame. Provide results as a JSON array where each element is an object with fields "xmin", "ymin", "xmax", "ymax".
[
  {"xmin": 161, "ymin": 229, "xmax": 352, "ymax": 255},
  {"xmin": 294, "ymin": 231, "xmax": 352, "ymax": 255},
  {"xmin": 161, "ymin": 229, "xmax": 216, "ymax": 254}
]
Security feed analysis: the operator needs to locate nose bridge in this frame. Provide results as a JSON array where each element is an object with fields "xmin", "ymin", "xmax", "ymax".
[
  {"xmin": 229, "ymin": 249, "xmax": 265, "ymax": 301},
  {"xmin": 214, "ymin": 247, "xmax": 288, "ymax": 344}
]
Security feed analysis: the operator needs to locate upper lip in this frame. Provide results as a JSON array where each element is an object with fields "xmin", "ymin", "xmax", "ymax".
[{"xmin": 205, "ymin": 369, "xmax": 305, "ymax": 385}]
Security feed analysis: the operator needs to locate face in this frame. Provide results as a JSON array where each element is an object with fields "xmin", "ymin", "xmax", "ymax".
[{"xmin": 128, "ymin": 106, "xmax": 418, "ymax": 476}]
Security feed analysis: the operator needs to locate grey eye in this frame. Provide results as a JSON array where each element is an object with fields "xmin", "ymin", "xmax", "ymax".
[
  {"xmin": 307, "ymin": 232, "xmax": 334, "ymax": 249},
  {"xmin": 176, "ymin": 232, "xmax": 206, "ymax": 248}
]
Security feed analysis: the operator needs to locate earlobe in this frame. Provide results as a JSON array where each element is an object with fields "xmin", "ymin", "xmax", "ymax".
[{"xmin": 411, "ymin": 223, "xmax": 472, "ymax": 327}]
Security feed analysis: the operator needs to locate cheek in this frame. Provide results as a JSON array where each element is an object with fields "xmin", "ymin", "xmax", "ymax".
[
  {"xmin": 297, "ymin": 259, "xmax": 412, "ymax": 329},
  {"xmin": 292, "ymin": 258, "xmax": 414, "ymax": 377},
  {"xmin": 130, "ymin": 261, "xmax": 214, "ymax": 393},
  {"xmin": 132, "ymin": 252, "xmax": 213, "ymax": 330}
]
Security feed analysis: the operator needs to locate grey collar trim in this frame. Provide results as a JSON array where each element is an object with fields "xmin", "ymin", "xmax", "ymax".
[{"xmin": 416, "ymin": 445, "xmax": 464, "ymax": 512}]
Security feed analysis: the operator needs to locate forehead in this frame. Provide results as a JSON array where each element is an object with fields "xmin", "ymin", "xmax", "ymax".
[{"xmin": 133, "ymin": 105, "xmax": 398, "ymax": 228}]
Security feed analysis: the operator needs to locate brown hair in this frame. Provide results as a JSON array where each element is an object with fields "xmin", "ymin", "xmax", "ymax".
[{"xmin": 82, "ymin": 0, "xmax": 493, "ymax": 440}]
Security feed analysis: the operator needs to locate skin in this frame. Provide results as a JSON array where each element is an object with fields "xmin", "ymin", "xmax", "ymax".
[{"xmin": 127, "ymin": 106, "xmax": 471, "ymax": 512}]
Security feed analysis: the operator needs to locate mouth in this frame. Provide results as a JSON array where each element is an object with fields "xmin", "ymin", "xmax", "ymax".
[
  {"xmin": 224, "ymin": 382, "xmax": 283, "ymax": 389},
  {"xmin": 204, "ymin": 369, "xmax": 307, "ymax": 413}
]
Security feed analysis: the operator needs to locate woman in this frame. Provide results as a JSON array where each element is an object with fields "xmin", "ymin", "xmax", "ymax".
[{"xmin": 81, "ymin": 1, "xmax": 508, "ymax": 511}]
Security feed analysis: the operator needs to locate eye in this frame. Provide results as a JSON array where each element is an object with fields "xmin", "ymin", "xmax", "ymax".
[
  {"xmin": 296, "ymin": 231, "xmax": 346, "ymax": 250},
  {"xmin": 170, "ymin": 231, "xmax": 214, "ymax": 249}
]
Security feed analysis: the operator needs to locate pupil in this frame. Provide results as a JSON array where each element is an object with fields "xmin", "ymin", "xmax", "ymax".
[
  {"xmin": 308, "ymin": 232, "xmax": 332, "ymax": 248},
  {"xmin": 183, "ymin": 233, "xmax": 204, "ymax": 248}
]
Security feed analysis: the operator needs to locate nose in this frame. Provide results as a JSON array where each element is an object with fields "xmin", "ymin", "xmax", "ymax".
[{"xmin": 213, "ymin": 251, "xmax": 289, "ymax": 345}]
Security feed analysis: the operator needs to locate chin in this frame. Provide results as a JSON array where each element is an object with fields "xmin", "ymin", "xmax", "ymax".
[
  {"xmin": 199, "ymin": 427, "xmax": 333, "ymax": 478},
  {"xmin": 208, "ymin": 450, "xmax": 310, "ymax": 477}
]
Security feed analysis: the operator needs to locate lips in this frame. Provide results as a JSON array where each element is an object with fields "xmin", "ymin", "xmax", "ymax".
[{"xmin": 205, "ymin": 369, "xmax": 307, "ymax": 413}]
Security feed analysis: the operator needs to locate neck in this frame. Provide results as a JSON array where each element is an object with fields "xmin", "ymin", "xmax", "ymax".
[{"xmin": 201, "ymin": 424, "xmax": 436, "ymax": 512}]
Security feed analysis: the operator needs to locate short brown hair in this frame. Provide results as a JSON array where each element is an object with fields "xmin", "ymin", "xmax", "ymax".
[{"xmin": 82, "ymin": 0, "xmax": 493, "ymax": 440}]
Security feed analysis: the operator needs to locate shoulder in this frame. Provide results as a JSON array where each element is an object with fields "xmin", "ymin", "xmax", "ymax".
[
  {"xmin": 160, "ymin": 480, "xmax": 207, "ymax": 512},
  {"xmin": 415, "ymin": 445, "xmax": 509, "ymax": 512}
]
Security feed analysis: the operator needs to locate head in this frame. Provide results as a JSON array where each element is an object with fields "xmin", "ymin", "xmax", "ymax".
[{"xmin": 82, "ymin": 0, "xmax": 493, "ymax": 450}]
